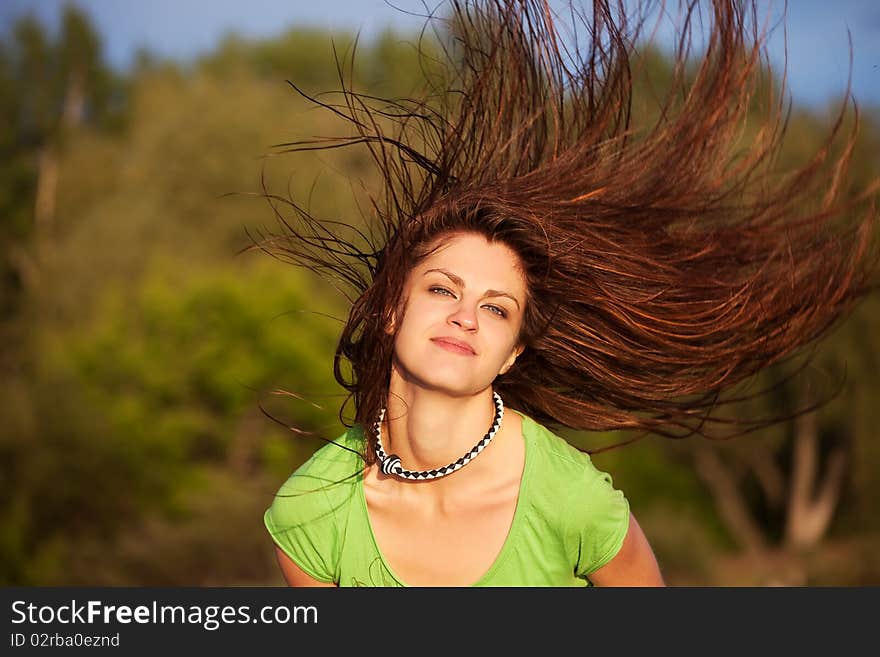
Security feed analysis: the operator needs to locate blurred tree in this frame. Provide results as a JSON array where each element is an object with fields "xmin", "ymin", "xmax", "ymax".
[
  {"xmin": 0, "ymin": 5, "xmax": 129, "ymax": 397},
  {"xmin": 1, "ymin": 7, "xmax": 125, "ymax": 286}
]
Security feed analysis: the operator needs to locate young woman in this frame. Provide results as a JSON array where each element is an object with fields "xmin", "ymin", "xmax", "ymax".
[{"xmin": 259, "ymin": 0, "xmax": 877, "ymax": 586}]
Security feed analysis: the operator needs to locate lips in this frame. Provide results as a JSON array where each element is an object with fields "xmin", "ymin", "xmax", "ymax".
[{"xmin": 430, "ymin": 337, "xmax": 476, "ymax": 355}]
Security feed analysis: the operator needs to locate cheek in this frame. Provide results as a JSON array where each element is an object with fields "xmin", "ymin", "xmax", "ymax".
[
  {"xmin": 392, "ymin": 304, "xmax": 433, "ymax": 354},
  {"xmin": 493, "ymin": 339, "xmax": 519, "ymax": 368},
  {"xmin": 397, "ymin": 295, "xmax": 444, "ymax": 331}
]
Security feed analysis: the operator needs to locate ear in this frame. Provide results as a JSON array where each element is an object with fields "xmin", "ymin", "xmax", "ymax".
[
  {"xmin": 498, "ymin": 343, "xmax": 525, "ymax": 376},
  {"xmin": 384, "ymin": 308, "xmax": 397, "ymax": 335}
]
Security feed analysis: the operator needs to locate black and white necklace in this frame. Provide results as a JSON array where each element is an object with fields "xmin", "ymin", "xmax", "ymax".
[{"xmin": 373, "ymin": 391, "xmax": 504, "ymax": 481}]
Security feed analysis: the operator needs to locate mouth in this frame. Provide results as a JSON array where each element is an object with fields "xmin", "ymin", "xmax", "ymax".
[{"xmin": 430, "ymin": 337, "xmax": 476, "ymax": 356}]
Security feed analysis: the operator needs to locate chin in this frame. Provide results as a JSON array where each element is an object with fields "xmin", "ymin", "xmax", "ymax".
[{"xmin": 392, "ymin": 357, "xmax": 485, "ymax": 397}]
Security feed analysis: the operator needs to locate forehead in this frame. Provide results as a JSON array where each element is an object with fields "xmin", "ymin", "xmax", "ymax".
[{"xmin": 413, "ymin": 233, "xmax": 526, "ymax": 292}]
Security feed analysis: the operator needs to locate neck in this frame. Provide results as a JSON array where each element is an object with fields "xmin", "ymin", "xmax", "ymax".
[{"xmin": 380, "ymin": 363, "xmax": 500, "ymax": 490}]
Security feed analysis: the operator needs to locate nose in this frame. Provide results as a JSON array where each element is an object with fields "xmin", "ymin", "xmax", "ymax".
[{"xmin": 448, "ymin": 301, "xmax": 478, "ymax": 331}]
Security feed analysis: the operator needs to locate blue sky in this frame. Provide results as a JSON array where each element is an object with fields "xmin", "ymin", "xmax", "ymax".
[{"xmin": 2, "ymin": 0, "xmax": 878, "ymax": 109}]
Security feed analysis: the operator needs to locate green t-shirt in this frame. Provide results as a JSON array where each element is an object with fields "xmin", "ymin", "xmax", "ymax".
[{"xmin": 264, "ymin": 409, "xmax": 630, "ymax": 587}]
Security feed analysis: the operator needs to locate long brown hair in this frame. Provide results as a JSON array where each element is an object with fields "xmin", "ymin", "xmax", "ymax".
[{"xmin": 249, "ymin": 0, "xmax": 878, "ymax": 459}]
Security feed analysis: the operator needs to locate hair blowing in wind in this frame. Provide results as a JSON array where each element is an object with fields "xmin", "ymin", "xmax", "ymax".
[{"xmin": 248, "ymin": 0, "xmax": 879, "ymax": 458}]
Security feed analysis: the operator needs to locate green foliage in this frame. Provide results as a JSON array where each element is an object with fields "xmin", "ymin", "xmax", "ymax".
[
  {"xmin": 46, "ymin": 256, "xmax": 347, "ymax": 465},
  {"xmin": 197, "ymin": 26, "xmax": 435, "ymax": 99},
  {"xmin": 1, "ymin": 257, "xmax": 347, "ymax": 584}
]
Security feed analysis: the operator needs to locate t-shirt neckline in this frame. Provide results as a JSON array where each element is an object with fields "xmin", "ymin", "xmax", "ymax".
[{"xmin": 357, "ymin": 408, "xmax": 534, "ymax": 587}]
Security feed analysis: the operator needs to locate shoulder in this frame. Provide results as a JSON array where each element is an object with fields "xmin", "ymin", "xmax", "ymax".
[
  {"xmin": 284, "ymin": 425, "xmax": 364, "ymax": 482},
  {"xmin": 263, "ymin": 425, "xmax": 366, "ymax": 584},
  {"xmin": 267, "ymin": 425, "xmax": 365, "ymax": 522},
  {"xmin": 520, "ymin": 413, "xmax": 609, "ymax": 484},
  {"xmin": 519, "ymin": 412, "xmax": 631, "ymax": 576}
]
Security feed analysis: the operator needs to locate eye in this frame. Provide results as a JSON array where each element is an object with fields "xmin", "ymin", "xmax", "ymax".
[
  {"xmin": 484, "ymin": 304, "xmax": 507, "ymax": 318},
  {"xmin": 429, "ymin": 286, "xmax": 455, "ymax": 297}
]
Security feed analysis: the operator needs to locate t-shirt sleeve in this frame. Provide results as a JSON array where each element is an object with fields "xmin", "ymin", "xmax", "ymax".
[
  {"xmin": 569, "ymin": 461, "xmax": 631, "ymax": 580},
  {"xmin": 263, "ymin": 462, "xmax": 343, "ymax": 584}
]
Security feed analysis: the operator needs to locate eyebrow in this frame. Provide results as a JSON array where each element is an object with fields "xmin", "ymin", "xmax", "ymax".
[{"xmin": 423, "ymin": 268, "xmax": 521, "ymax": 309}]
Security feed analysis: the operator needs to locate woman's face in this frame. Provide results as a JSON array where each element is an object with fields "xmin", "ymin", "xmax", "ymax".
[{"xmin": 390, "ymin": 231, "xmax": 526, "ymax": 396}]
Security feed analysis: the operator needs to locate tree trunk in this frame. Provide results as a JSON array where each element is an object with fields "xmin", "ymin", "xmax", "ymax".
[
  {"xmin": 693, "ymin": 442, "xmax": 767, "ymax": 556},
  {"xmin": 784, "ymin": 408, "xmax": 848, "ymax": 549},
  {"xmin": 33, "ymin": 144, "xmax": 59, "ymax": 269},
  {"xmin": 32, "ymin": 65, "xmax": 86, "ymax": 271}
]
